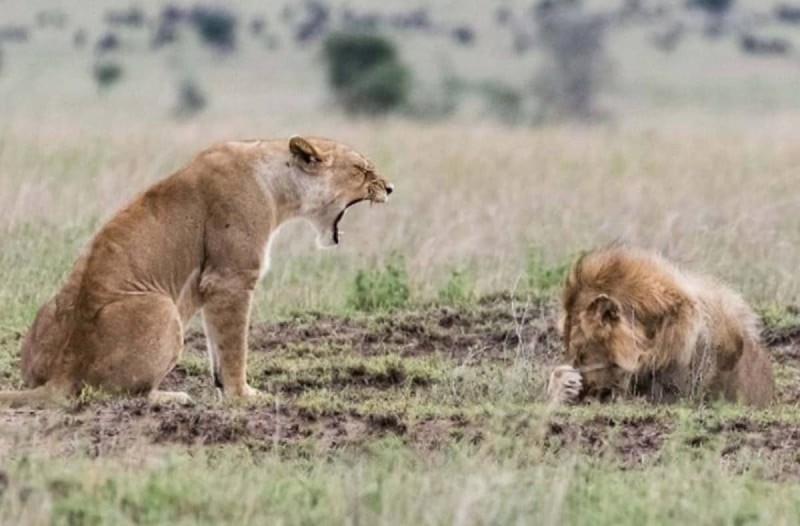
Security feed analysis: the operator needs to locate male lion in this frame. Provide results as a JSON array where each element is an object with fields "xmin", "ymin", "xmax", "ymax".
[
  {"xmin": 1, "ymin": 136, "xmax": 393, "ymax": 406},
  {"xmin": 548, "ymin": 247, "xmax": 773, "ymax": 407}
]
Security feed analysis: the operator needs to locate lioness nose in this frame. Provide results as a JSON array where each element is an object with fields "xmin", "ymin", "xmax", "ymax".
[{"xmin": 385, "ymin": 183, "xmax": 394, "ymax": 195}]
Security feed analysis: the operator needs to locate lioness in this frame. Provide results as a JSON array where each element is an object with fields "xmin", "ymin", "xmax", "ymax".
[
  {"xmin": 1, "ymin": 136, "xmax": 393, "ymax": 406},
  {"xmin": 548, "ymin": 247, "xmax": 773, "ymax": 407}
]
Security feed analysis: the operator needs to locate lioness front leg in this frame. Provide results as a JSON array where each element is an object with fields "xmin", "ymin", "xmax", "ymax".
[
  {"xmin": 200, "ymin": 271, "xmax": 261, "ymax": 398},
  {"xmin": 547, "ymin": 365, "xmax": 583, "ymax": 405}
]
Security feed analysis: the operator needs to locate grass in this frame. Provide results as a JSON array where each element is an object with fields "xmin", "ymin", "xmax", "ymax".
[
  {"xmin": 1, "ymin": 296, "xmax": 800, "ymax": 524},
  {"xmin": 3, "ymin": 432, "xmax": 800, "ymax": 525}
]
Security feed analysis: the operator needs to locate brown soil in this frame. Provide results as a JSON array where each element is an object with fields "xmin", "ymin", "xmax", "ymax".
[
  {"xmin": 1, "ymin": 296, "xmax": 800, "ymax": 479},
  {"xmin": 185, "ymin": 293, "xmax": 563, "ymax": 364}
]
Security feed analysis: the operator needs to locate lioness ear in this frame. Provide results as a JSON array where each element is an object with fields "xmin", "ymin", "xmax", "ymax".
[
  {"xmin": 289, "ymin": 135, "xmax": 323, "ymax": 167},
  {"xmin": 586, "ymin": 294, "xmax": 620, "ymax": 326}
]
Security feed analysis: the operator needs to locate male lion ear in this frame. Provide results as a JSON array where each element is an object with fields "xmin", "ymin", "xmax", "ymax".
[
  {"xmin": 289, "ymin": 135, "xmax": 323, "ymax": 167},
  {"xmin": 586, "ymin": 294, "xmax": 620, "ymax": 326}
]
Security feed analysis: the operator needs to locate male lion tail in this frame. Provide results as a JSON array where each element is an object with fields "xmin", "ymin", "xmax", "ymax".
[{"xmin": 0, "ymin": 385, "xmax": 67, "ymax": 408}]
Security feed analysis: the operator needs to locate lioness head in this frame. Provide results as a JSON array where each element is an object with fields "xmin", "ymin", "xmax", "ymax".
[
  {"xmin": 562, "ymin": 294, "xmax": 644, "ymax": 401},
  {"xmin": 288, "ymin": 135, "xmax": 393, "ymax": 248}
]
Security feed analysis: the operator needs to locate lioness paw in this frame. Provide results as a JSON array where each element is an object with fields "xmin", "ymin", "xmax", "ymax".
[
  {"xmin": 225, "ymin": 384, "xmax": 264, "ymax": 399},
  {"xmin": 548, "ymin": 365, "xmax": 583, "ymax": 405}
]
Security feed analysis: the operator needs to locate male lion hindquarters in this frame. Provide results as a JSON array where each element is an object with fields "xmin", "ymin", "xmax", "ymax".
[
  {"xmin": 549, "ymin": 246, "xmax": 774, "ymax": 407},
  {"xmin": 1, "ymin": 135, "xmax": 393, "ymax": 406},
  {"xmin": 726, "ymin": 339, "xmax": 774, "ymax": 408}
]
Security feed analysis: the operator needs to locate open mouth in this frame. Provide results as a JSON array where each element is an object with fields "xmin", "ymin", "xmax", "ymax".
[{"xmin": 332, "ymin": 198, "xmax": 367, "ymax": 244}]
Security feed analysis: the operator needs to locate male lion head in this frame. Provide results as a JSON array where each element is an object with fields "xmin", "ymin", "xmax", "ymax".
[
  {"xmin": 559, "ymin": 247, "xmax": 697, "ymax": 402},
  {"xmin": 561, "ymin": 293, "xmax": 643, "ymax": 401},
  {"xmin": 288, "ymin": 135, "xmax": 393, "ymax": 248}
]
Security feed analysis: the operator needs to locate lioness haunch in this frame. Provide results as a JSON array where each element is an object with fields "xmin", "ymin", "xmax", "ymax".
[
  {"xmin": 548, "ymin": 247, "xmax": 773, "ymax": 407},
  {"xmin": 1, "ymin": 136, "xmax": 393, "ymax": 406}
]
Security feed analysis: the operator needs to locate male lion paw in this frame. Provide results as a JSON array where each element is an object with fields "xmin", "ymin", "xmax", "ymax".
[{"xmin": 547, "ymin": 365, "xmax": 583, "ymax": 405}]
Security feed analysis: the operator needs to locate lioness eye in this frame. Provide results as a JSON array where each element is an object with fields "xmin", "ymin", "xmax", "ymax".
[{"xmin": 355, "ymin": 167, "xmax": 371, "ymax": 183}]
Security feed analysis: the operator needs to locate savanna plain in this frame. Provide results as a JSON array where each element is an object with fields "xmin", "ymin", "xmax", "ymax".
[{"xmin": 1, "ymin": 1, "xmax": 800, "ymax": 524}]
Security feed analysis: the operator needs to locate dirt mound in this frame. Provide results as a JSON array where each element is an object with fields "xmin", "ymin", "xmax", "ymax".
[{"xmin": 184, "ymin": 294, "xmax": 563, "ymax": 364}]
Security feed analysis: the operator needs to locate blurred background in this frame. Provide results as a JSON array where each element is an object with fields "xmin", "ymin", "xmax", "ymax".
[{"xmin": 0, "ymin": 0, "xmax": 798, "ymax": 325}]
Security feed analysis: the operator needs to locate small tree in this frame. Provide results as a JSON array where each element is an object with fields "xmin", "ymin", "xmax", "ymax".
[
  {"xmin": 322, "ymin": 32, "xmax": 411, "ymax": 115},
  {"xmin": 532, "ymin": 2, "xmax": 611, "ymax": 122}
]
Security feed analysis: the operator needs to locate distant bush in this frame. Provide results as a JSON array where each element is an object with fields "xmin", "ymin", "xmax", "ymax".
[
  {"xmin": 189, "ymin": 5, "xmax": 237, "ymax": 52},
  {"xmin": 152, "ymin": 6, "xmax": 182, "ymax": 48},
  {"xmin": 93, "ymin": 61, "xmax": 123, "ymax": 91},
  {"xmin": 347, "ymin": 256, "xmax": 410, "ymax": 312},
  {"xmin": 295, "ymin": 0, "xmax": 330, "ymax": 44},
  {"xmin": 651, "ymin": 21, "xmax": 685, "ymax": 53},
  {"xmin": 688, "ymin": 0, "xmax": 734, "ymax": 13},
  {"xmin": 0, "ymin": 26, "xmax": 29, "ymax": 43},
  {"xmin": 451, "ymin": 26, "xmax": 475, "ymax": 45},
  {"xmin": 95, "ymin": 32, "xmax": 120, "ymax": 54},
  {"xmin": 740, "ymin": 34, "xmax": 790, "ymax": 55},
  {"xmin": 323, "ymin": 32, "xmax": 411, "ymax": 115},
  {"xmin": 173, "ymin": 79, "xmax": 207, "ymax": 118},
  {"xmin": 73, "ymin": 28, "xmax": 87, "ymax": 49},
  {"xmin": 36, "ymin": 10, "xmax": 68, "ymax": 29},
  {"xmin": 250, "ymin": 17, "xmax": 266, "ymax": 36},
  {"xmin": 776, "ymin": 4, "xmax": 800, "ymax": 24},
  {"xmin": 105, "ymin": 7, "xmax": 146, "ymax": 28}
]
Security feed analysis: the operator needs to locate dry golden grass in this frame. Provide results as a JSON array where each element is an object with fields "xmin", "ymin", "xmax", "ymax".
[{"xmin": 1, "ymin": 115, "xmax": 798, "ymax": 321}]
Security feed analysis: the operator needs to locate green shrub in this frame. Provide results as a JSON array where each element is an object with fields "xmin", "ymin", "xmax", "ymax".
[
  {"xmin": 525, "ymin": 247, "xmax": 570, "ymax": 295},
  {"xmin": 190, "ymin": 5, "xmax": 238, "ymax": 52},
  {"xmin": 93, "ymin": 61, "xmax": 123, "ymax": 91},
  {"xmin": 322, "ymin": 32, "xmax": 411, "ymax": 115},
  {"xmin": 347, "ymin": 256, "xmax": 410, "ymax": 312},
  {"xmin": 438, "ymin": 268, "xmax": 475, "ymax": 304}
]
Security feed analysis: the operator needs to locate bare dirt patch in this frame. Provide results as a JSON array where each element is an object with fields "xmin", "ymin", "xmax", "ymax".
[
  {"xmin": 185, "ymin": 294, "xmax": 563, "ymax": 364},
  {"xmin": 2, "ymin": 296, "xmax": 800, "ymax": 478}
]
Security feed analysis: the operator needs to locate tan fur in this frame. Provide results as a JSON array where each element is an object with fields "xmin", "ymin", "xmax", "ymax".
[
  {"xmin": 3, "ymin": 136, "xmax": 393, "ymax": 406},
  {"xmin": 550, "ymin": 246, "xmax": 773, "ymax": 407}
]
